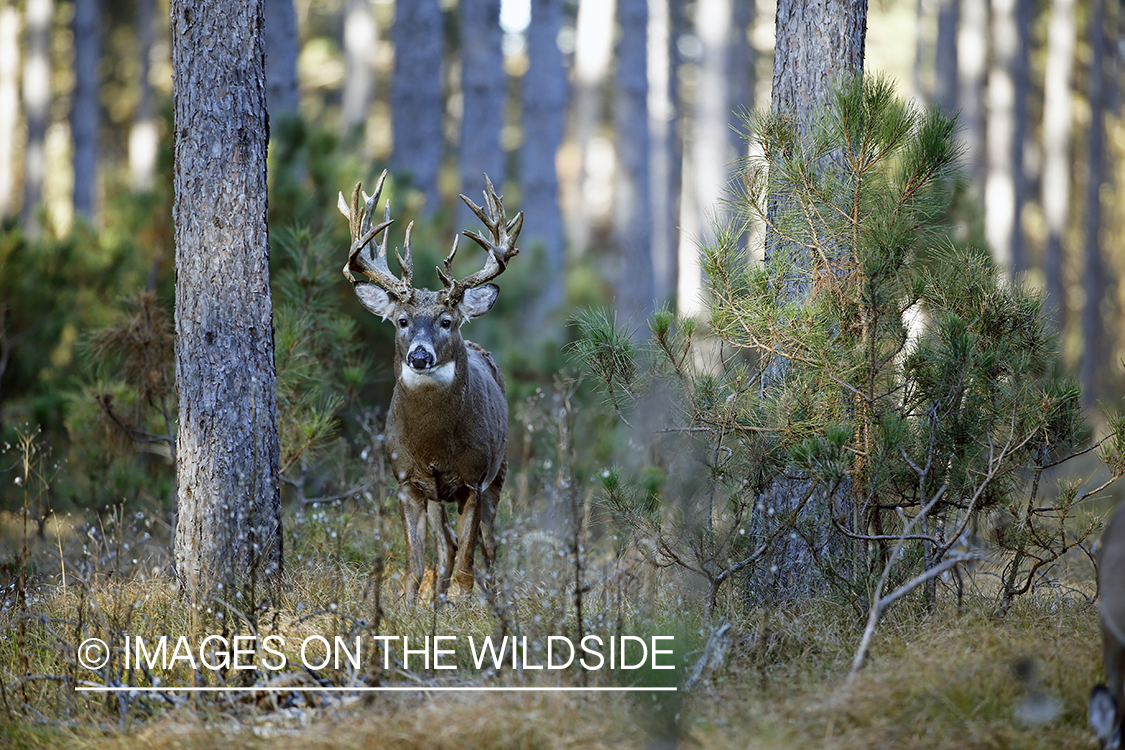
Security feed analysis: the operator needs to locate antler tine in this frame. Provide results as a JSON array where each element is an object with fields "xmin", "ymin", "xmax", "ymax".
[
  {"xmin": 340, "ymin": 169, "xmax": 412, "ymax": 297},
  {"xmin": 442, "ymin": 174, "xmax": 521, "ymax": 303},
  {"xmin": 436, "ymin": 235, "xmax": 459, "ymax": 289},
  {"xmin": 396, "ymin": 221, "xmax": 415, "ymax": 289}
]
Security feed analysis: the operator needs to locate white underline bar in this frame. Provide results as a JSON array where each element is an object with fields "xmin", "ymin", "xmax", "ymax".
[{"xmin": 76, "ymin": 685, "xmax": 677, "ymax": 693}]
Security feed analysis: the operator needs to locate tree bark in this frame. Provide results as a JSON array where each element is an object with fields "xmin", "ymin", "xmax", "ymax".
[
  {"xmin": 613, "ymin": 0, "xmax": 655, "ymax": 327},
  {"xmin": 1041, "ymin": 0, "xmax": 1075, "ymax": 333},
  {"xmin": 771, "ymin": 0, "xmax": 866, "ymax": 134},
  {"xmin": 21, "ymin": 0, "xmax": 52, "ymax": 237},
  {"xmin": 0, "ymin": 0, "xmax": 19, "ymax": 217},
  {"xmin": 171, "ymin": 0, "xmax": 283, "ymax": 604},
  {"xmin": 520, "ymin": 0, "xmax": 567, "ymax": 329},
  {"xmin": 71, "ymin": 0, "xmax": 100, "ymax": 223},
  {"xmin": 766, "ymin": 0, "xmax": 867, "ymax": 293},
  {"xmin": 391, "ymin": 0, "xmax": 444, "ymax": 209},
  {"xmin": 759, "ymin": 0, "xmax": 867, "ymax": 601},
  {"xmin": 459, "ymin": 0, "xmax": 506, "ymax": 226}
]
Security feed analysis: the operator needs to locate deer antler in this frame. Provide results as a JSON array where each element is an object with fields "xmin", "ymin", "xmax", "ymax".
[
  {"xmin": 438, "ymin": 174, "xmax": 523, "ymax": 304},
  {"xmin": 338, "ymin": 169, "xmax": 414, "ymax": 299}
]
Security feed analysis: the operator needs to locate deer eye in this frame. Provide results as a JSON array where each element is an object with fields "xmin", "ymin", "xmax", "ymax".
[
  {"xmin": 397, "ymin": 317, "xmax": 409, "ymax": 329},
  {"xmin": 440, "ymin": 318, "xmax": 453, "ymax": 330}
]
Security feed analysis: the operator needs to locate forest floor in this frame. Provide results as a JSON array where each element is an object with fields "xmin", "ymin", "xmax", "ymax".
[{"xmin": 0, "ymin": 509, "xmax": 1109, "ymax": 750}]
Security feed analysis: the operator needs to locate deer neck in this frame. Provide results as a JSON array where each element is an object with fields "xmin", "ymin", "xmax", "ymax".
[{"xmin": 399, "ymin": 359, "xmax": 457, "ymax": 389}]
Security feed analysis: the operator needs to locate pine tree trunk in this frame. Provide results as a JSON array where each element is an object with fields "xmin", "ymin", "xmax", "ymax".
[
  {"xmin": 341, "ymin": 0, "xmax": 376, "ymax": 136},
  {"xmin": 648, "ymin": 0, "xmax": 683, "ymax": 307},
  {"xmin": 1081, "ymin": 0, "xmax": 1110, "ymax": 408},
  {"xmin": 129, "ymin": 0, "xmax": 158, "ymax": 191},
  {"xmin": 21, "ymin": 0, "xmax": 51, "ymax": 236},
  {"xmin": 0, "ymin": 0, "xmax": 19, "ymax": 217},
  {"xmin": 683, "ymin": 0, "xmax": 733, "ymax": 318},
  {"xmin": 766, "ymin": 0, "xmax": 867, "ymax": 293},
  {"xmin": 613, "ymin": 0, "xmax": 654, "ymax": 327},
  {"xmin": 1041, "ymin": 0, "xmax": 1075, "ymax": 333},
  {"xmin": 759, "ymin": 0, "xmax": 867, "ymax": 602},
  {"xmin": 984, "ymin": 0, "xmax": 1029, "ymax": 274},
  {"xmin": 391, "ymin": 0, "xmax": 444, "ymax": 209},
  {"xmin": 71, "ymin": 0, "xmax": 100, "ymax": 222},
  {"xmin": 459, "ymin": 0, "xmax": 506, "ymax": 225},
  {"xmin": 520, "ymin": 0, "xmax": 567, "ymax": 329},
  {"xmin": 171, "ymin": 0, "xmax": 283, "ymax": 603},
  {"xmin": 728, "ymin": 0, "xmax": 754, "ymax": 155},
  {"xmin": 956, "ymin": 0, "xmax": 987, "ymax": 192},
  {"xmin": 565, "ymin": 0, "xmax": 615, "ymax": 256},
  {"xmin": 263, "ymin": 0, "xmax": 299, "ymax": 121},
  {"xmin": 932, "ymin": 0, "xmax": 958, "ymax": 112}
]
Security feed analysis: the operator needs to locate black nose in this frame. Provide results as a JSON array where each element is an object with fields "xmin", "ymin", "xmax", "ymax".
[{"xmin": 408, "ymin": 347, "xmax": 433, "ymax": 370}]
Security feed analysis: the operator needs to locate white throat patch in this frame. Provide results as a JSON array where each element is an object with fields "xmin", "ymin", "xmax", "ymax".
[{"xmin": 400, "ymin": 360, "xmax": 456, "ymax": 389}]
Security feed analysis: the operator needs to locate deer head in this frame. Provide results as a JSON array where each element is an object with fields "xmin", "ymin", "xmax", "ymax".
[{"xmin": 339, "ymin": 170, "xmax": 522, "ymax": 383}]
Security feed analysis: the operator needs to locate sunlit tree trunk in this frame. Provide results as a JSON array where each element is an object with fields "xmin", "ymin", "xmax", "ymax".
[
  {"xmin": 520, "ymin": 0, "xmax": 567, "ymax": 329},
  {"xmin": 648, "ymin": 0, "xmax": 683, "ymax": 306},
  {"xmin": 1041, "ymin": 0, "xmax": 1075, "ymax": 332},
  {"xmin": 0, "ymin": 0, "xmax": 19, "ymax": 217},
  {"xmin": 129, "ymin": 0, "xmax": 158, "ymax": 191},
  {"xmin": 264, "ymin": 0, "xmax": 299, "ymax": 120},
  {"xmin": 459, "ymin": 0, "xmax": 505, "ymax": 225},
  {"xmin": 565, "ymin": 0, "xmax": 615, "ymax": 256},
  {"xmin": 956, "ymin": 0, "xmax": 987, "ymax": 192},
  {"xmin": 22, "ymin": 0, "xmax": 51, "ymax": 236},
  {"xmin": 985, "ymin": 0, "xmax": 1030, "ymax": 274},
  {"xmin": 912, "ymin": 0, "xmax": 927, "ymax": 100},
  {"xmin": 71, "ymin": 0, "xmax": 100, "ymax": 223},
  {"xmin": 613, "ymin": 0, "xmax": 654, "ymax": 327},
  {"xmin": 391, "ymin": 0, "xmax": 443, "ymax": 209},
  {"xmin": 1081, "ymin": 0, "xmax": 1110, "ymax": 408},
  {"xmin": 171, "ymin": 0, "xmax": 283, "ymax": 604},
  {"xmin": 341, "ymin": 0, "xmax": 376, "ymax": 136},
  {"xmin": 679, "ymin": 0, "xmax": 733, "ymax": 319}
]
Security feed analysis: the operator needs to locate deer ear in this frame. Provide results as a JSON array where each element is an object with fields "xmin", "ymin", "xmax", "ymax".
[
  {"xmin": 458, "ymin": 284, "xmax": 499, "ymax": 320},
  {"xmin": 354, "ymin": 282, "xmax": 397, "ymax": 321}
]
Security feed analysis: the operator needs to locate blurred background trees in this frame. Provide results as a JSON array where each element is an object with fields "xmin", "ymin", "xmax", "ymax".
[{"xmin": 1, "ymin": 0, "xmax": 1124, "ymax": 521}]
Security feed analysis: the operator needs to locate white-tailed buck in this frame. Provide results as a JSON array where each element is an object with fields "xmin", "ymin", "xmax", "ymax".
[
  {"xmin": 1091, "ymin": 502, "xmax": 1125, "ymax": 748},
  {"xmin": 339, "ymin": 170, "xmax": 521, "ymax": 602}
]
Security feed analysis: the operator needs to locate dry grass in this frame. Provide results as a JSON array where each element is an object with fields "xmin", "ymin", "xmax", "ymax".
[
  {"xmin": 1, "ymin": 572, "xmax": 1108, "ymax": 750},
  {"xmin": 0, "ymin": 501, "xmax": 1112, "ymax": 750}
]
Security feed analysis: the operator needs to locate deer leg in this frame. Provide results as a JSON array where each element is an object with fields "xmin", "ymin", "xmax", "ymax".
[
  {"xmin": 478, "ymin": 474, "xmax": 502, "ymax": 585},
  {"xmin": 429, "ymin": 501, "xmax": 456, "ymax": 599},
  {"xmin": 453, "ymin": 489, "xmax": 482, "ymax": 595},
  {"xmin": 400, "ymin": 486, "xmax": 427, "ymax": 603}
]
